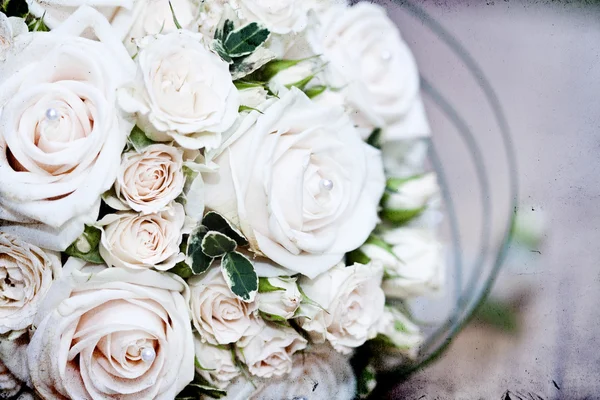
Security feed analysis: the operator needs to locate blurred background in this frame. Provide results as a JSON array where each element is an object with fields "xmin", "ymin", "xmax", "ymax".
[{"xmin": 375, "ymin": 1, "xmax": 600, "ymax": 398}]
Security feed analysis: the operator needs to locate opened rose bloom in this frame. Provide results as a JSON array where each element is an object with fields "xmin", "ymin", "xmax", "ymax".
[
  {"xmin": 98, "ymin": 203, "xmax": 185, "ymax": 271},
  {"xmin": 114, "ymin": 144, "xmax": 185, "ymax": 214},
  {"xmin": 309, "ymin": 2, "xmax": 430, "ymax": 141},
  {"xmin": 189, "ymin": 266, "xmax": 262, "ymax": 345},
  {"xmin": 118, "ymin": 30, "xmax": 239, "ymax": 150},
  {"xmin": 193, "ymin": 335, "xmax": 240, "ymax": 389},
  {"xmin": 204, "ymin": 88, "xmax": 385, "ymax": 278},
  {"xmin": 236, "ymin": 324, "xmax": 307, "ymax": 378},
  {"xmin": 299, "ymin": 262, "xmax": 385, "ymax": 354},
  {"xmin": 0, "ymin": 231, "xmax": 61, "ymax": 334},
  {"xmin": 27, "ymin": 258, "xmax": 194, "ymax": 399},
  {"xmin": 0, "ymin": 7, "xmax": 135, "ymax": 250}
]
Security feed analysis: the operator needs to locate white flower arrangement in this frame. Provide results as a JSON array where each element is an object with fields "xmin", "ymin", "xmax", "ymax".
[{"xmin": 0, "ymin": 0, "xmax": 445, "ymax": 398}]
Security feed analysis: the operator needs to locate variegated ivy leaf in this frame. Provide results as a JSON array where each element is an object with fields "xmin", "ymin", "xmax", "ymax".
[
  {"xmin": 223, "ymin": 22, "xmax": 270, "ymax": 58},
  {"xmin": 230, "ymin": 46, "xmax": 276, "ymax": 81},
  {"xmin": 186, "ymin": 225, "xmax": 214, "ymax": 275},
  {"xmin": 221, "ymin": 251, "xmax": 258, "ymax": 303},
  {"xmin": 201, "ymin": 231, "xmax": 237, "ymax": 258},
  {"xmin": 202, "ymin": 211, "xmax": 248, "ymax": 246}
]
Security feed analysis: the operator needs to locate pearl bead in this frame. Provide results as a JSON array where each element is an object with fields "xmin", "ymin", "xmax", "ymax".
[
  {"xmin": 140, "ymin": 347, "xmax": 156, "ymax": 363},
  {"xmin": 320, "ymin": 179, "xmax": 334, "ymax": 191},
  {"xmin": 45, "ymin": 108, "xmax": 59, "ymax": 122},
  {"xmin": 380, "ymin": 50, "xmax": 392, "ymax": 61}
]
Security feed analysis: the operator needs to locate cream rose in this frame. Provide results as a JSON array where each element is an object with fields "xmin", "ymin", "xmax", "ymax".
[
  {"xmin": 299, "ymin": 262, "xmax": 385, "ymax": 354},
  {"xmin": 0, "ymin": 231, "xmax": 61, "ymax": 334},
  {"xmin": 26, "ymin": 0, "xmax": 137, "ymax": 39},
  {"xmin": 376, "ymin": 306, "xmax": 423, "ymax": 360},
  {"xmin": 114, "ymin": 144, "xmax": 185, "ymax": 214},
  {"xmin": 204, "ymin": 88, "xmax": 385, "ymax": 278},
  {"xmin": 27, "ymin": 259, "xmax": 194, "ymax": 400},
  {"xmin": 219, "ymin": 345, "xmax": 356, "ymax": 400},
  {"xmin": 237, "ymin": 324, "xmax": 307, "ymax": 378},
  {"xmin": 309, "ymin": 3, "xmax": 430, "ymax": 141},
  {"xmin": 0, "ymin": 7, "xmax": 135, "ymax": 251},
  {"xmin": 0, "ymin": 13, "xmax": 27, "ymax": 61},
  {"xmin": 118, "ymin": 31, "xmax": 239, "ymax": 150},
  {"xmin": 193, "ymin": 335, "xmax": 240, "ymax": 389},
  {"xmin": 380, "ymin": 228, "xmax": 445, "ymax": 298},
  {"xmin": 99, "ymin": 203, "xmax": 185, "ymax": 271},
  {"xmin": 189, "ymin": 266, "xmax": 262, "ymax": 345},
  {"xmin": 256, "ymin": 277, "xmax": 301, "ymax": 320},
  {"xmin": 234, "ymin": 0, "xmax": 308, "ymax": 34},
  {"xmin": 124, "ymin": 0, "xmax": 198, "ymax": 53}
]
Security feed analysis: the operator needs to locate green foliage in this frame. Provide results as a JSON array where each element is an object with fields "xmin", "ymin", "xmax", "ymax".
[
  {"xmin": 304, "ymin": 84, "xmax": 327, "ymax": 99},
  {"xmin": 202, "ymin": 211, "xmax": 248, "ymax": 246},
  {"xmin": 222, "ymin": 22, "xmax": 270, "ymax": 58},
  {"xmin": 128, "ymin": 126, "xmax": 156, "ymax": 152},
  {"xmin": 258, "ymin": 277, "xmax": 285, "ymax": 293},
  {"xmin": 221, "ymin": 251, "xmax": 258, "ymax": 302},
  {"xmin": 357, "ymin": 363, "xmax": 377, "ymax": 399},
  {"xmin": 64, "ymin": 225, "xmax": 104, "ymax": 264},
  {"xmin": 185, "ymin": 225, "xmax": 214, "ymax": 275},
  {"xmin": 201, "ymin": 231, "xmax": 237, "ymax": 257}
]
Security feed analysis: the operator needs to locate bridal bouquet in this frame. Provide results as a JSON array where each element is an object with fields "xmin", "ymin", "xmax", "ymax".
[{"xmin": 0, "ymin": 0, "xmax": 444, "ymax": 398}]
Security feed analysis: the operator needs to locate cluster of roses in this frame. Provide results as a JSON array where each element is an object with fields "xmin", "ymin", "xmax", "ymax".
[{"xmin": 0, "ymin": 0, "xmax": 443, "ymax": 399}]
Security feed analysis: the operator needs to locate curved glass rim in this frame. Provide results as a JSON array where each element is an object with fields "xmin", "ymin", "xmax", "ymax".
[{"xmin": 373, "ymin": 0, "xmax": 520, "ymax": 387}]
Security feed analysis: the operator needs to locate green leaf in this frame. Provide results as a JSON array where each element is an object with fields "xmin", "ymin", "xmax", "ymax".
[
  {"xmin": 346, "ymin": 248, "xmax": 372, "ymax": 266},
  {"xmin": 211, "ymin": 41, "xmax": 234, "ymax": 64},
  {"xmin": 381, "ymin": 206, "xmax": 425, "ymax": 225},
  {"xmin": 2, "ymin": 0, "xmax": 28, "ymax": 18},
  {"xmin": 223, "ymin": 22, "xmax": 270, "ymax": 58},
  {"xmin": 230, "ymin": 46, "xmax": 276, "ymax": 80},
  {"xmin": 169, "ymin": 262, "xmax": 194, "ymax": 280},
  {"xmin": 186, "ymin": 225, "xmax": 214, "ymax": 274},
  {"xmin": 176, "ymin": 382, "xmax": 226, "ymax": 400},
  {"xmin": 285, "ymin": 74, "xmax": 315, "ymax": 91},
  {"xmin": 238, "ymin": 105, "xmax": 264, "ymax": 114},
  {"xmin": 259, "ymin": 56, "xmax": 318, "ymax": 81},
  {"xmin": 234, "ymin": 81, "xmax": 266, "ymax": 90},
  {"xmin": 366, "ymin": 127, "xmax": 382, "ymax": 149},
  {"xmin": 168, "ymin": 1, "xmax": 182, "ymax": 29},
  {"xmin": 221, "ymin": 251, "xmax": 258, "ymax": 302},
  {"xmin": 201, "ymin": 231, "xmax": 237, "ymax": 257},
  {"xmin": 258, "ymin": 277, "xmax": 285, "ymax": 293},
  {"xmin": 64, "ymin": 225, "xmax": 104, "ymax": 264},
  {"xmin": 304, "ymin": 85, "xmax": 327, "ymax": 99},
  {"xmin": 128, "ymin": 126, "xmax": 156, "ymax": 152},
  {"xmin": 386, "ymin": 175, "xmax": 424, "ymax": 192},
  {"xmin": 202, "ymin": 211, "xmax": 248, "ymax": 246}
]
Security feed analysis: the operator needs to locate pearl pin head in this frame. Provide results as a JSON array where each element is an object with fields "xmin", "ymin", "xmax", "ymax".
[
  {"xmin": 320, "ymin": 179, "xmax": 334, "ymax": 191},
  {"xmin": 140, "ymin": 347, "xmax": 156, "ymax": 363},
  {"xmin": 45, "ymin": 108, "xmax": 60, "ymax": 122}
]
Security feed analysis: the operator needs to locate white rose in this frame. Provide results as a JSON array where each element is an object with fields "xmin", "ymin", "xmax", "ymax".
[
  {"xmin": 99, "ymin": 204, "xmax": 185, "ymax": 271},
  {"xmin": 382, "ymin": 173, "xmax": 439, "ymax": 221},
  {"xmin": 124, "ymin": 0, "xmax": 197, "ymax": 53},
  {"xmin": 0, "ymin": 13, "xmax": 27, "ymax": 60},
  {"xmin": 237, "ymin": 324, "xmax": 307, "ymax": 378},
  {"xmin": 257, "ymin": 277, "xmax": 301, "ymax": 320},
  {"xmin": 118, "ymin": 31, "xmax": 239, "ymax": 150},
  {"xmin": 0, "ymin": 359, "xmax": 21, "ymax": 398},
  {"xmin": 220, "ymin": 345, "xmax": 356, "ymax": 400},
  {"xmin": 380, "ymin": 228, "xmax": 445, "ymax": 298},
  {"xmin": 376, "ymin": 306, "xmax": 423, "ymax": 360},
  {"xmin": 193, "ymin": 335, "xmax": 240, "ymax": 390},
  {"xmin": 0, "ymin": 7, "xmax": 135, "ymax": 251},
  {"xmin": 310, "ymin": 3, "xmax": 430, "ymax": 141},
  {"xmin": 234, "ymin": 0, "xmax": 308, "ymax": 34},
  {"xmin": 189, "ymin": 266, "xmax": 262, "ymax": 345},
  {"xmin": 299, "ymin": 262, "xmax": 385, "ymax": 354},
  {"xmin": 114, "ymin": 144, "xmax": 185, "ymax": 214},
  {"xmin": 28, "ymin": 259, "xmax": 194, "ymax": 400},
  {"xmin": 0, "ymin": 232, "xmax": 61, "ymax": 334},
  {"xmin": 204, "ymin": 88, "xmax": 385, "ymax": 278}
]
